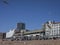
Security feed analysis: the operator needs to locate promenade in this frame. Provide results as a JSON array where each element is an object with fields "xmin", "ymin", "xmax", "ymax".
[{"xmin": 0, "ymin": 40, "xmax": 60, "ymax": 45}]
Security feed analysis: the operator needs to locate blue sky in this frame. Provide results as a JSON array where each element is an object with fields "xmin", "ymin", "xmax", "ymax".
[{"xmin": 0, "ymin": 0, "xmax": 60, "ymax": 32}]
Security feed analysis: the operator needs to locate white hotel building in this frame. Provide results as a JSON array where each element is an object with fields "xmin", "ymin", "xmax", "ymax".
[{"xmin": 44, "ymin": 21, "xmax": 60, "ymax": 38}]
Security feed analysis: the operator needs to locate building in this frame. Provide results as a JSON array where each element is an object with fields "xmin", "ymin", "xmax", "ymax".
[
  {"xmin": 13, "ymin": 29, "xmax": 44, "ymax": 40},
  {"xmin": 0, "ymin": 32, "xmax": 6, "ymax": 39},
  {"xmin": 23, "ymin": 29, "xmax": 44, "ymax": 40},
  {"xmin": 15, "ymin": 23, "xmax": 25, "ymax": 33},
  {"xmin": 6, "ymin": 29, "xmax": 15, "ymax": 38},
  {"xmin": 17, "ymin": 23, "xmax": 25, "ymax": 30},
  {"xmin": 0, "ymin": 32, "xmax": 3, "ymax": 39},
  {"xmin": 5, "ymin": 21, "xmax": 60, "ymax": 40},
  {"xmin": 3, "ymin": 33, "xmax": 6, "ymax": 39},
  {"xmin": 44, "ymin": 21, "xmax": 60, "ymax": 39}
]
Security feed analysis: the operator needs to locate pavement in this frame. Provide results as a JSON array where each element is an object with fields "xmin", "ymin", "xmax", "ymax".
[{"xmin": 0, "ymin": 39, "xmax": 60, "ymax": 45}]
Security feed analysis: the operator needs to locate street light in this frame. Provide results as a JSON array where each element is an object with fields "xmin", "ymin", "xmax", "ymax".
[{"xmin": 21, "ymin": 30, "xmax": 24, "ymax": 40}]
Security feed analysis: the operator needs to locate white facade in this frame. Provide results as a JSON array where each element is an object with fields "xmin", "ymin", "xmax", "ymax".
[
  {"xmin": 45, "ymin": 21, "xmax": 60, "ymax": 38},
  {"xmin": 6, "ymin": 29, "xmax": 15, "ymax": 38},
  {"xmin": 25, "ymin": 33, "xmax": 43, "ymax": 38}
]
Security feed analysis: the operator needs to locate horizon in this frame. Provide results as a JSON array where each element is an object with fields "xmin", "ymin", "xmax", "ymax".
[{"xmin": 0, "ymin": 0, "xmax": 60, "ymax": 32}]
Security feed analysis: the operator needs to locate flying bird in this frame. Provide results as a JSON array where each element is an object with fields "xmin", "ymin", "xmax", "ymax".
[{"xmin": 3, "ymin": 0, "xmax": 8, "ymax": 4}]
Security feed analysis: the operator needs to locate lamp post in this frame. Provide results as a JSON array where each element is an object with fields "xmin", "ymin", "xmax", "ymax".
[{"xmin": 21, "ymin": 30, "xmax": 24, "ymax": 40}]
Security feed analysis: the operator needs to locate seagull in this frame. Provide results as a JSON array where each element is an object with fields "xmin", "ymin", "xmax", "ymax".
[{"xmin": 3, "ymin": 0, "xmax": 8, "ymax": 4}]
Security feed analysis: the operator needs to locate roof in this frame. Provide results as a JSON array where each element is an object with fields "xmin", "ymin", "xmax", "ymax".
[
  {"xmin": 14, "ymin": 29, "xmax": 44, "ymax": 35},
  {"xmin": 44, "ymin": 22, "xmax": 60, "ymax": 25},
  {"xmin": 24, "ymin": 29, "xmax": 44, "ymax": 34}
]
